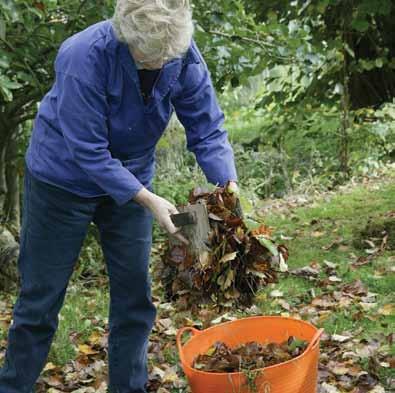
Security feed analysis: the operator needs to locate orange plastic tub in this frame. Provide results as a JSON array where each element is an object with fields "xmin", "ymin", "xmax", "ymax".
[{"xmin": 177, "ymin": 316, "xmax": 324, "ymax": 393}]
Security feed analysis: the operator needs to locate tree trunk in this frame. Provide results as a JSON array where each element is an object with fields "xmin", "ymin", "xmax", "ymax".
[
  {"xmin": 0, "ymin": 226, "xmax": 19, "ymax": 291},
  {"xmin": 339, "ymin": 4, "xmax": 352, "ymax": 177},
  {"xmin": 0, "ymin": 142, "xmax": 7, "ymax": 212},
  {"xmin": 3, "ymin": 134, "xmax": 21, "ymax": 232},
  {"xmin": 340, "ymin": 62, "xmax": 351, "ymax": 176},
  {"xmin": 0, "ymin": 122, "xmax": 22, "ymax": 290}
]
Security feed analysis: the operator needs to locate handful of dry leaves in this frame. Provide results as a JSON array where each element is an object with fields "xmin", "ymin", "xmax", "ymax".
[
  {"xmin": 193, "ymin": 338, "xmax": 308, "ymax": 373},
  {"xmin": 158, "ymin": 184, "xmax": 289, "ymax": 309}
]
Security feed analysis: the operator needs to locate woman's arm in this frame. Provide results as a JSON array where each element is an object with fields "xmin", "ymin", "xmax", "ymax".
[
  {"xmin": 56, "ymin": 72, "xmax": 144, "ymax": 206},
  {"xmin": 171, "ymin": 41, "xmax": 238, "ymax": 188},
  {"xmin": 57, "ymin": 72, "xmax": 188, "ymax": 243}
]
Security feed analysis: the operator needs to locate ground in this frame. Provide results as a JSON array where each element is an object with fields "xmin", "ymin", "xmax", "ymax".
[{"xmin": 0, "ymin": 170, "xmax": 394, "ymax": 392}]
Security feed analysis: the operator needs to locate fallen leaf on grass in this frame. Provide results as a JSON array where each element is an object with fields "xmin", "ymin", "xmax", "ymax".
[
  {"xmin": 78, "ymin": 344, "xmax": 99, "ymax": 356},
  {"xmin": 328, "ymin": 275, "xmax": 342, "ymax": 283},
  {"xmin": 323, "ymin": 260, "xmax": 338, "ymax": 269},
  {"xmin": 320, "ymin": 382, "xmax": 340, "ymax": 392},
  {"xmin": 377, "ymin": 304, "xmax": 394, "ymax": 316},
  {"xmin": 270, "ymin": 290, "xmax": 284, "ymax": 298},
  {"xmin": 331, "ymin": 334, "xmax": 352, "ymax": 343},
  {"xmin": 291, "ymin": 265, "xmax": 320, "ymax": 278},
  {"xmin": 211, "ymin": 313, "xmax": 237, "ymax": 325},
  {"xmin": 322, "ymin": 238, "xmax": 344, "ymax": 251},
  {"xmin": 43, "ymin": 362, "xmax": 59, "ymax": 372},
  {"xmin": 162, "ymin": 366, "xmax": 178, "ymax": 384}
]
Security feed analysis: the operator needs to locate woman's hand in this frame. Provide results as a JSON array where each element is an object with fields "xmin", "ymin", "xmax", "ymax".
[
  {"xmin": 134, "ymin": 188, "xmax": 189, "ymax": 245},
  {"xmin": 226, "ymin": 181, "xmax": 240, "ymax": 197}
]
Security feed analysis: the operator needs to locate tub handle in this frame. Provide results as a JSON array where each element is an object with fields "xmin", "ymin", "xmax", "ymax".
[
  {"xmin": 176, "ymin": 326, "xmax": 201, "ymax": 363},
  {"xmin": 306, "ymin": 328, "xmax": 324, "ymax": 352}
]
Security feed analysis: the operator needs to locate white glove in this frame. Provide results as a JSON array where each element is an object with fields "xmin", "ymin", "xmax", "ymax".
[
  {"xmin": 226, "ymin": 181, "xmax": 240, "ymax": 197},
  {"xmin": 134, "ymin": 188, "xmax": 189, "ymax": 245}
]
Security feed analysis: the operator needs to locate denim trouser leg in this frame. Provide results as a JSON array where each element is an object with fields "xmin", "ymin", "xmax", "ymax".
[
  {"xmin": 94, "ymin": 197, "xmax": 156, "ymax": 393},
  {"xmin": 0, "ymin": 169, "xmax": 95, "ymax": 392},
  {"xmin": 0, "ymin": 168, "xmax": 156, "ymax": 393}
]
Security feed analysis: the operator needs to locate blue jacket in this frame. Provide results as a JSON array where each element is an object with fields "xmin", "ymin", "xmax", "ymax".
[{"xmin": 26, "ymin": 20, "xmax": 238, "ymax": 206}]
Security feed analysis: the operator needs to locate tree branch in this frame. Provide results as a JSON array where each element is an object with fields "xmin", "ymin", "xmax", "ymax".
[
  {"xmin": 9, "ymin": 112, "xmax": 37, "ymax": 129},
  {"xmin": 208, "ymin": 30, "xmax": 277, "ymax": 49},
  {"xmin": 207, "ymin": 30, "xmax": 293, "ymax": 61},
  {"xmin": 0, "ymin": 36, "xmax": 46, "ymax": 97}
]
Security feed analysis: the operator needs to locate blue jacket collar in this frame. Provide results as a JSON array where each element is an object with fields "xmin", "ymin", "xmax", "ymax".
[{"xmin": 108, "ymin": 19, "xmax": 200, "ymax": 111}]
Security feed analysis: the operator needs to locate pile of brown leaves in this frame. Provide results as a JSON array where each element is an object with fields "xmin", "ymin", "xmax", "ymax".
[
  {"xmin": 193, "ymin": 337, "xmax": 308, "ymax": 373},
  {"xmin": 158, "ymin": 185, "xmax": 289, "ymax": 309}
]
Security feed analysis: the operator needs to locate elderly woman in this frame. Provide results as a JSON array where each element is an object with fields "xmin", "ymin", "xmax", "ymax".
[{"xmin": 0, "ymin": 0, "xmax": 238, "ymax": 392}]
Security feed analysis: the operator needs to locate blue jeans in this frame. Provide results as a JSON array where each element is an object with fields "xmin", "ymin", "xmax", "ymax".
[{"xmin": 0, "ymin": 167, "xmax": 156, "ymax": 393}]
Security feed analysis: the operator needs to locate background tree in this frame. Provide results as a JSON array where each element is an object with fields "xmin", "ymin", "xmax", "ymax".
[
  {"xmin": 0, "ymin": 0, "xmax": 394, "ymax": 279},
  {"xmin": 0, "ymin": 0, "xmax": 114, "ymax": 230}
]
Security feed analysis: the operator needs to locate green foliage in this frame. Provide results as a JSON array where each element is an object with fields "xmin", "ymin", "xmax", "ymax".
[
  {"xmin": 192, "ymin": 0, "xmax": 317, "ymax": 91},
  {"xmin": 74, "ymin": 224, "xmax": 106, "ymax": 281},
  {"xmin": 221, "ymin": 76, "xmax": 395, "ymax": 198},
  {"xmin": 0, "ymin": 0, "xmax": 393, "ymax": 273},
  {"xmin": 0, "ymin": 0, "xmax": 113, "ymax": 124},
  {"xmin": 201, "ymin": 0, "xmax": 394, "ymax": 104},
  {"xmin": 154, "ymin": 120, "xmax": 207, "ymax": 206},
  {"xmin": 187, "ymin": 1, "xmax": 392, "ymax": 200}
]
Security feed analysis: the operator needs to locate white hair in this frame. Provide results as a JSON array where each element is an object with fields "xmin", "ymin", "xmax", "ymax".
[{"xmin": 112, "ymin": 0, "xmax": 194, "ymax": 65}]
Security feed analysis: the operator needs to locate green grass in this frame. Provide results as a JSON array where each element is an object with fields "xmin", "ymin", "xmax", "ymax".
[
  {"xmin": 48, "ymin": 284, "xmax": 109, "ymax": 365},
  {"xmin": 251, "ymin": 181, "xmax": 395, "ymax": 386},
  {"xmin": 257, "ymin": 182, "xmax": 395, "ymax": 314},
  {"xmin": 37, "ymin": 180, "xmax": 395, "ymax": 374},
  {"xmin": 1, "ymin": 176, "xmax": 393, "ymax": 390}
]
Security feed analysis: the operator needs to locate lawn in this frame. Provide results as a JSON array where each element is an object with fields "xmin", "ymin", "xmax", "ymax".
[
  {"xmin": 0, "ymin": 174, "xmax": 394, "ymax": 392},
  {"xmin": 253, "ymin": 178, "xmax": 395, "ymax": 391}
]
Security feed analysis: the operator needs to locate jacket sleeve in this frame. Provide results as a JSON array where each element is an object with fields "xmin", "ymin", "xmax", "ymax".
[
  {"xmin": 171, "ymin": 43, "xmax": 238, "ymax": 187},
  {"xmin": 56, "ymin": 71, "xmax": 144, "ymax": 206}
]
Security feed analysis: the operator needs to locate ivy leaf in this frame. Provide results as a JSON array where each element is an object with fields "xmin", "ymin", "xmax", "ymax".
[
  {"xmin": 359, "ymin": 59, "xmax": 376, "ymax": 71},
  {"xmin": 254, "ymin": 235, "xmax": 279, "ymax": 257},
  {"xmin": 375, "ymin": 58, "xmax": 384, "ymax": 68},
  {"xmin": 288, "ymin": 336, "xmax": 308, "ymax": 353},
  {"xmin": 3, "ymin": 80, "xmax": 22, "ymax": 89},
  {"xmin": 352, "ymin": 19, "xmax": 370, "ymax": 32},
  {"xmin": 0, "ymin": 85, "xmax": 12, "ymax": 102},
  {"xmin": 0, "ymin": 56, "xmax": 9, "ymax": 68}
]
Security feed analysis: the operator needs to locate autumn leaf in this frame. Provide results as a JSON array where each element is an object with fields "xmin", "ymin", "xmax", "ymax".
[
  {"xmin": 219, "ymin": 252, "xmax": 238, "ymax": 264},
  {"xmin": 254, "ymin": 235, "xmax": 279, "ymax": 257},
  {"xmin": 78, "ymin": 344, "xmax": 99, "ymax": 356}
]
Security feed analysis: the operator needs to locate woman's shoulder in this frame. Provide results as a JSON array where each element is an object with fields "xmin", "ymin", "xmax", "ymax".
[
  {"xmin": 182, "ymin": 39, "xmax": 203, "ymax": 66},
  {"xmin": 54, "ymin": 20, "xmax": 114, "ymax": 84}
]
